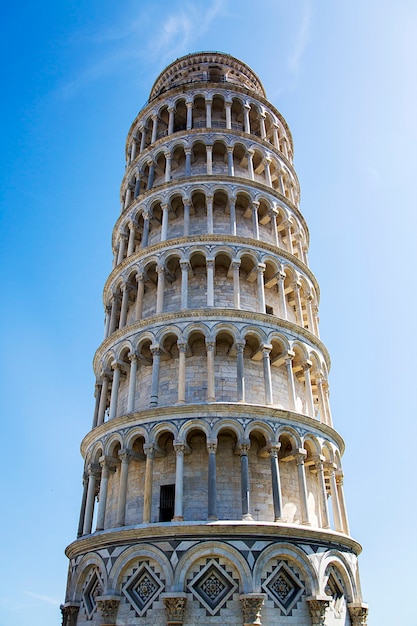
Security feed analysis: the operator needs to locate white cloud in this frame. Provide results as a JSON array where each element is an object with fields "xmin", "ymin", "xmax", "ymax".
[
  {"xmin": 24, "ymin": 591, "xmax": 60, "ymax": 606},
  {"xmin": 288, "ymin": 1, "xmax": 312, "ymax": 73}
]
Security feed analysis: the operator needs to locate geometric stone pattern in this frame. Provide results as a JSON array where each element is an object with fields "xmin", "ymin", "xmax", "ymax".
[
  {"xmin": 81, "ymin": 568, "xmax": 103, "ymax": 619},
  {"xmin": 187, "ymin": 558, "xmax": 239, "ymax": 616},
  {"xmin": 261, "ymin": 559, "xmax": 305, "ymax": 615},
  {"xmin": 121, "ymin": 561, "xmax": 164, "ymax": 617}
]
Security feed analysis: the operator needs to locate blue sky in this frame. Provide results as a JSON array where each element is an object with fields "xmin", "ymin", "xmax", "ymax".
[{"xmin": 1, "ymin": 2, "xmax": 416, "ymax": 625}]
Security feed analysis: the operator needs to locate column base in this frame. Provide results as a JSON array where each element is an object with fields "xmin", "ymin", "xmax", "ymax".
[
  {"xmin": 242, "ymin": 514, "xmax": 254, "ymax": 521},
  {"xmin": 172, "ymin": 515, "xmax": 184, "ymax": 522}
]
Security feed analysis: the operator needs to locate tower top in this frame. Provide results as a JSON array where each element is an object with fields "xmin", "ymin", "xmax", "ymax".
[{"xmin": 149, "ymin": 51, "xmax": 266, "ymax": 101}]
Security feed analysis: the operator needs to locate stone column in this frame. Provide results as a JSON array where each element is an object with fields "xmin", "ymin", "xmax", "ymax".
[
  {"xmin": 206, "ymin": 259, "xmax": 214, "ymax": 306},
  {"xmin": 205, "ymin": 98, "xmax": 212, "ymax": 127},
  {"xmin": 239, "ymin": 442, "xmax": 252, "ymax": 520},
  {"xmin": 322, "ymin": 380, "xmax": 333, "ymax": 426},
  {"xmin": 92, "ymin": 381, "xmax": 101, "ymax": 429},
  {"xmin": 206, "ymin": 195, "xmax": 214, "ymax": 233},
  {"xmin": 262, "ymin": 344, "xmax": 273, "ymax": 405},
  {"xmin": 77, "ymin": 473, "xmax": 88, "ymax": 538},
  {"xmin": 150, "ymin": 346, "xmax": 162, "ymax": 406},
  {"xmin": 227, "ymin": 146, "xmax": 234, "ymax": 175},
  {"xmin": 206, "ymin": 340, "xmax": 215, "ymax": 401},
  {"xmin": 296, "ymin": 451, "xmax": 310, "ymax": 525},
  {"xmin": 225, "ymin": 101, "xmax": 232, "ymax": 129},
  {"xmin": 295, "ymin": 232, "xmax": 304, "ymax": 260},
  {"xmin": 247, "ymin": 149, "xmax": 254, "ymax": 180},
  {"xmin": 348, "ymin": 604, "xmax": 369, "ymax": 625},
  {"xmin": 264, "ymin": 157, "xmax": 272, "ymax": 187},
  {"xmin": 123, "ymin": 185, "xmax": 132, "ymax": 210},
  {"xmin": 117, "ymin": 233, "xmax": 127, "ymax": 264},
  {"xmin": 269, "ymin": 208, "xmax": 279, "ymax": 246},
  {"xmin": 285, "ymin": 352, "xmax": 296, "ymax": 410},
  {"xmin": 134, "ymin": 170, "xmax": 141, "ymax": 198},
  {"xmin": 185, "ymin": 148, "xmax": 191, "ymax": 176},
  {"xmin": 229, "ymin": 197, "xmax": 237, "ymax": 235},
  {"xmin": 96, "ymin": 457, "xmax": 112, "ymax": 531},
  {"xmin": 142, "ymin": 444, "xmax": 155, "ymax": 523},
  {"xmin": 269, "ymin": 445, "xmax": 283, "ymax": 521},
  {"xmin": 108, "ymin": 295, "xmax": 120, "ymax": 335},
  {"xmin": 328, "ymin": 465, "xmax": 343, "ymax": 531},
  {"xmin": 336, "ymin": 472, "xmax": 350, "ymax": 534},
  {"xmin": 164, "ymin": 152, "xmax": 172, "ymax": 182},
  {"xmin": 302, "ymin": 360, "xmax": 315, "ymax": 418},
  {"xmin": 233, "ymin": 260, "xmax": 241, "ymax": 309},
  {"xmin": 104, "ymin": 305, "xmax": 111, "ymax": 338},
  {"xmin": 127, "ymin": 221, "xmax": 136, "ymax": 256},
  {"xmin": 207, "ymin": 441, "xmax": 218, "ymax": 520},
  {"xmin": 97, "ymin": 374, "xmax": 110, "ymax": 426},
  {"xmin": 163, "ymin": 594, "xmax": 187, "ymax": 625},
  {"xmin": 173, "ymin": 442, "xmax": 186, "ymax": 521},
  {"xmin": 60, "ymin": 603, "xmax": 80, "ymax": 626},
  {"xmin": 259, "ymin": 113, "xmax": 267, "ymax": 139},
  {"xmin": 177, "ymin": 341, "xmax": 187, "ymax": 404},
  {"xmin": 252, "ymin": 201, "xmax": 260, "ymax": 239},
  {"xmin": 314, "ymin": 456, "xmax": 330, "ymax": 529},
  {"xmin": 161, "ymin": 203, "xmax": 169, "ymax": 241},
  {"xmin": 180, "ymin": 260, "xmax": 189, "ymax": 309},
  {"xmin": 116, "ymin": 450, "xmax": 130, "ymax": 526},
  {"xmin": 277, "ymin": 170, "xmax": 286, "ymax": 195},
  {"xmin": 168, "ymin": 106, "xmax": 175, "ymax": 134},
  {"xmin": 118, "ymin": 283, "xmax": 130, "ymax": 328},
  {"xmin": 236, "ymin": 340, "xmax": 245, "ymax": 402},
  {"xmin": 272, "ymin": 123, "xmax": 280, "ymax": 149},
  {"xmin": 183, "ymin": 198, "xmax": 190, "ymax": 236},
  {"xmin": 83, "ymin": 464, "xmax": 99, "ymax": 535},
  {"xmin": 206, "ymin": 145, "xmax": 213, "ymax": 175},
  {"xmin": 127, "ymin": 353, "xmax": 138, "ymax": 413},
  {"xmin": 135, "ymin": 271, "xmax": 145, "ymax": 321},
  {"xmin": 108, "ymin": 364, "xmax": 121, "ymax": 421},
  {"xmin": 141, "ymin": 209, "xmax": 150, "ymax": 248},
  {"xmin": 306, "ymin": 294, "xmax": 315, "ymax": 332},
  {"xmin": 277, "ymin": 272, "xmax": 287, "ymax": 319},
  {"xmin": 257, "ymin": 263, "xmax": 266, "ymax": 313},
  {"xmin": 284, "ymin": 220, "xmax": 294, "ymax": 254},
  {"xmin": 243, "ymin": 103, "xmax": 251, "ymax": 133},
  {"xmin": 151, "ymin": 114, "xmax": 158, "ymax": 143},
  {"xmin": 139, "ymin": 125, "xmax": 146, "ymax": 152},
  {"xmin": 306, "ymin": 597, "xmax": 331, "ymax": 626},
  {"xmin": 316, "ymin": 377, "xmax": 327, "ymax": 423},
  {"xmin": 240, "ymin": 593, "xmax": 265, "ymax": 626},
  {"xmin": 96, "ymin": 597, "xmax": 120, "ymax": 626},
  {"xmin": 156, "ymin": 264, "xmax": 165, "ymax": 314},
  {"xmin": 146, "ymin": 161, "xmax": 155, "ymax": 190},
  {"xmin": 293, "ymin": 281, "xmax": 303, "ymax": 326},
  {"xmin": 186, "ymin": 101, "xmax": 193, "ymax": 129}
]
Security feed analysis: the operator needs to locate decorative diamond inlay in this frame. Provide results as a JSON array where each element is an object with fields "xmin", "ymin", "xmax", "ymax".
[
  {"xmin": 325, "ymin": 569, "xmax": 344, "ymax": 617},
  {"xmin": 122, "ymin": 563, "xmax": 164, "ymax": 616},
  {"xmin": 262, "ymin": 561, "xmax": 304, "ymax": 615},
  {"xmin": 83, "ymin": 569, "xmax": 103, "ymax": 619},
  {"xmin": 189, "ymin": 560, "xmax": 238, "ymax": 615}
]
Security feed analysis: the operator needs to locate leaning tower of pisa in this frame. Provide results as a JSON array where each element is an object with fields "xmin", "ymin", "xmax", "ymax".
[{"xmin": 61, "ymin": 52, "xmax": 368, "ymax": 626}]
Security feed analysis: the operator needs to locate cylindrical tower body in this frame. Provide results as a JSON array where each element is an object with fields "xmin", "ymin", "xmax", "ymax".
[{"xmin": 62, "ymin": 52, "xmax": 367, "ymax": 626}]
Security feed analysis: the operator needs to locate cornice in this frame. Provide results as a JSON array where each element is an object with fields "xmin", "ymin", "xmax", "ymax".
[
  {"xmin": 104, "ymin": 234, "xmax": 318, "ymax": 301},
  {"xmin": 80, "ymin": 403, "xmax": 345, "ymax": 458},
  {"xmin": 65, "ymin": 521, "xmax": 362, "ymax": 560},
  {"xmin": 93, "ymin": 308, "xmax": 330, "ymax": 371}
]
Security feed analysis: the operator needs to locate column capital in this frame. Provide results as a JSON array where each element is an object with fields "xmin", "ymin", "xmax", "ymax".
[
  {"xmin": 184, "ymin": 147, "xmax": 192, "ymax": 155},
  {"xmin": 236, "ymin": 340, "xmax": 245, "ymax": 353},
  {"xmin": 180, "ymin": 259, "xmax": 190, "ymax": 270},
  {"xmin": 162, "ymin": 593, "xmax": 187, "ymax": 625},
  {"xmin": 261, "ymin": 343, "xmax": 272, "ymax": 355},
  {"xmin": 60, "ymin": 603, "xmax": 80, "ymax": 626},
  {"xmin": 302, "ymin": 359, "xmax": 312, "ymax": 371},
  {"xmin": 348, "ymin": 603, "xmax": 369, "ymax": 625},
  {"xmin": 128, "ymin": 352, "xmax": 138, "ymax": 364},
  {"xmin": 173, "ymin": 442, "xmax": 187, "ymax": 456},
  {"xmin": 205, "ymin": 340, "xmax": 215, "ymax": 352},
  {"xmin": 207, "ymin": 441, "xmax": 217, "ymax": 454},
  {"xmin": 150, "ymin": 344, "xmax": 162, "ymax": 357},
  {"xmin": 227, "ymin": 145, "xmax": 234, "ymax": 153},
  {"xmin": 257, "ymin": 262, "xmax": 266, "ymax": 273},
  {"xmin": 306, "ymin": 596, "xmax": 331, "ymax": 626},
  {"xmin": 268, "ymin": 443, "xmax": 281, "ymax": 457},
  {"xmin": 87, "ymin": 463, "xmax": 101, "ymax": 477},
  {"xmin": 99, "ymin": 455, "xmax": 117, "ymax": 471},
  {"xmin": 96, "ymin": 596, "xmax": 120, "ymax": 624},
  {"xmin": 336, "ymin": 471, "xmax": 344, "ymax": 485},
  {"xmin": 240, "ymin": 593, "xmax": 265, "ymax": 625},
  {"xmin": 232, "ymin": 259, "xmax": 241, "ymax": 270},
  {"xmin": 156, "ymin": 263, "xmax": 165, "ymax": 274},
  {"xmin": 143, "ymin": 443, "xmax": 155, "ymax": 458},
  {"xmin": 177, "ymin": 340, "xmax": 188, "ymax": 353},
  {"xmin": 238, "ymin": 441, "xmax": 250, "ymax": 455},
  {"xmin": 118, "ymin": 449, "xmax": 132, "ymax": 463}
]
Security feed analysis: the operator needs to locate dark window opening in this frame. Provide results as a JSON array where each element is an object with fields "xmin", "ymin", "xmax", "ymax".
[
  {"xmin": 266, "ymin": 305, "xmax": 274, "ymax": 315},
  {"xmin": 159, "ymin": 484, "xmax": 175, "ymax": 521}
]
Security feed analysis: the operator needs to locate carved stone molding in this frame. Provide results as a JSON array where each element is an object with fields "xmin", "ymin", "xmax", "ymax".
[
  {"xmin": 306, "ymin": 596, "xmax": 331, "ymax": 626},
  {"xmin": 96, "ymin": 595, "xmax": 120, "ymax": 625},
  {"xmin": 60, "ymin": 603, "xmax": 80, "ymax": 626},
  {"xmin": 240, "ymin": 593, "xmax": 266, "ymax": 625},
  {"xmin": 162, "ymin": 593, "xmax": 187, "ymax": 624},
  {"xmin": 348, "ymin": 603, "xmax": 369, "ymax": 625}
]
